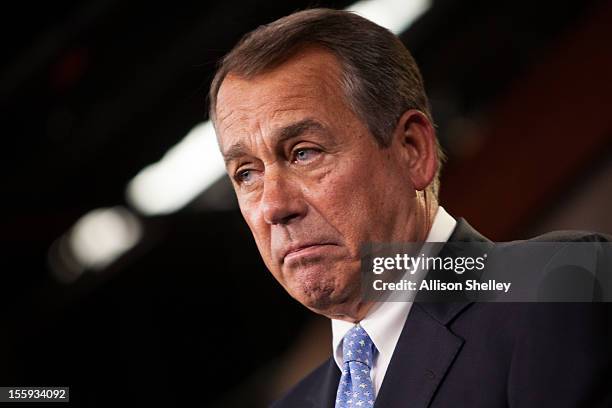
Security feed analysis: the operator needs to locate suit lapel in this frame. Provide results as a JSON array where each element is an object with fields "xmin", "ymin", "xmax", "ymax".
[
  {"xmin": 305, "ymin": 359, "xmax": 341, "ymax": 408},
  {"xmin": 373, "ymin": 218, "xmax": 490, "ymax": 408},
  {"xmin": 373, "ymin": 303, "xmax": 465, "ymax": 408}
]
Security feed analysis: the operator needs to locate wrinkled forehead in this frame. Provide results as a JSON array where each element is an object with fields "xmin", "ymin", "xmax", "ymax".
[{"xmin": 214, "ymin": 47, "xmax": 349, "ymax": 136}]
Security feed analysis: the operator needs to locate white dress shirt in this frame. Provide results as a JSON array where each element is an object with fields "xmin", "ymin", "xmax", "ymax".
[{"xmin": 331, "ymin": 206, "xmax": 457, "ymax": 394}]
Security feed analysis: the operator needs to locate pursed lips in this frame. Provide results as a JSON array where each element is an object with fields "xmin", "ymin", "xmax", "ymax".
[{"xmin": 281, "ymin": 242, "xmax": 338, "ymax": 264}]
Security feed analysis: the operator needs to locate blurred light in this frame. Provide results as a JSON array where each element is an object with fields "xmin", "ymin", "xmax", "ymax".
[
  {"xmin": 69, "ymin": 206, "xmax": 142, "ymax": 271},
  {"xmin": 48, "ymin": 206, "xmax": 142, "ymax": 283},
  {"xmin": 346, "ymin": 0, "xmax": 431, "ymax": 34},
  {"xmin": 48, "ymin": 235, "xmax": 84, "ymax": 283},
  {"xmin": 126, "ymin": 121, "xmax": 225, "ymax": 215}
]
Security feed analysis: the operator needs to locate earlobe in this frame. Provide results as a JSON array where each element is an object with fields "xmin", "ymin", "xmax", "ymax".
[{"xmin": 394, "ymin": 109, "xmax": 438, "ymax": 191}]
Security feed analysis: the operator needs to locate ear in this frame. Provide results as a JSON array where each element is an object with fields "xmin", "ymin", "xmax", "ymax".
[{"xmin": 392, "ymin": 109, "xmax": 438, "ymax": 191}]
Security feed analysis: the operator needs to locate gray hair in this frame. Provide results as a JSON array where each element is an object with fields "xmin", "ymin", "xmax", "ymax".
[{"xmin": 209, "ymin": 8, "xmax": 444, "ymax": 197}]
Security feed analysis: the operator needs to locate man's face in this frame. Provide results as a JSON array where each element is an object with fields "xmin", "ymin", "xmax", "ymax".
[{"xmin": 215, "ymin": 47, "xmax": 420, "ymax": 318}]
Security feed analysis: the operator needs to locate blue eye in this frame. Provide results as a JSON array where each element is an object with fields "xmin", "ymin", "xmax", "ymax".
[
  {"xmin": 236, "ymin": 169, "xmax": 252, "ymax": 183},
  {"xmin": 293, "ymin": 148, "xmax": 319, "ymax": 162}
]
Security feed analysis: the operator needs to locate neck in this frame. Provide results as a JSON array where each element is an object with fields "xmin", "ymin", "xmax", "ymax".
[
  {"xmin": 325, "ymin": 300, "xmax": 375, "ymax": 323},
  {"xmin": 415, "ymin": 190, "xmax": 439, "ymax": 241}
]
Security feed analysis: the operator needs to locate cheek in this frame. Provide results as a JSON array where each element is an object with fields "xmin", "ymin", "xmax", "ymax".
[
  {"xmin": 239, "ymin": 198, "xmax": 272, "ymax": 259},
  {"xmin": 318, "ymin": 155, "xmax": 403, "ymax": 243},
  {"xmin": 313, "ymin": 159, "xmax": 386, "ymax": 238}
]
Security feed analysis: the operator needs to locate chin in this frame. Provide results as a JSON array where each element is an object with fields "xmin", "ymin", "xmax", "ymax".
[{"xmin": 291, "ymin": 278, "xmax": 362, "ymax": 318}]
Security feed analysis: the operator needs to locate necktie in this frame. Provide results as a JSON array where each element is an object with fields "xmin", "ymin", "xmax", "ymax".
[{"xmin": 335, "ymin": 325, "xmax": 376, "ymax": 407}]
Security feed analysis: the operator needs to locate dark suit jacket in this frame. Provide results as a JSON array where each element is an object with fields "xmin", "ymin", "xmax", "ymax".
[{"xmin": 271, "ymin": 219, "xmax": 612, "ymax": 408}]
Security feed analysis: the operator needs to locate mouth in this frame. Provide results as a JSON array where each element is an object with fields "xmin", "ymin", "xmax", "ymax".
[{"xmin": 282, "ymin": 242, "xmax": 338, "ymax": 264}]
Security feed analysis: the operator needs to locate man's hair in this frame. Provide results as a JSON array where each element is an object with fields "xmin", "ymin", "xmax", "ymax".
[{"xmin": 209, "ymin": 8, "xmax": 444, "ymax": 197}]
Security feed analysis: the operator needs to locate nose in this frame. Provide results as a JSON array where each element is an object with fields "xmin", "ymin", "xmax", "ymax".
[{"xmin": 261, "ymin": 171, "xmax": 307, "ymax": 225}]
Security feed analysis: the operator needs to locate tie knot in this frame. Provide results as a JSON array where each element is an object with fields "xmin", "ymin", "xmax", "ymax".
[{"xmin": 342, "ymin": 325, "xmax": 375, "ymax": 367}]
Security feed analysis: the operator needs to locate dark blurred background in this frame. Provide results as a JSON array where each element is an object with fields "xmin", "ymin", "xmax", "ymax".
[{"xmin": 1, "ymin": 0, "xmax": 611, "ymax": 406}]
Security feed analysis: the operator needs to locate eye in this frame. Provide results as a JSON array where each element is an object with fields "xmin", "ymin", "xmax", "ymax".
[
  {"xmin": 235, "ymin": 169, "xmax": 254, "ymax": 184},
  {"xmin": 292, "ymin": 147, "xmax": 320, "ymax": 163}
]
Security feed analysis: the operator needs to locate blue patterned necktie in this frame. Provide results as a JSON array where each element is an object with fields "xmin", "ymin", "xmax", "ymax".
[{"xmin": 335, "ymin": 325, "xmax": 377, "ymax": 407}]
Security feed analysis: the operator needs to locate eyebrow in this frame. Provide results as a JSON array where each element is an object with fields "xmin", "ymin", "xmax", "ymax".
[
  {"xmin": 222, "ymin": 118, "xmax": 325, "ymax": 164},
  {"xmin": 277, "ymin": 118, "xmax": 324, "ymax": 143}
]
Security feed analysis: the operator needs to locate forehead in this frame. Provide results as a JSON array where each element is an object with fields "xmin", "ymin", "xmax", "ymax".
[{"xmin": 215, "ymin": 47, "xmax": 351, "ymax": 137}]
